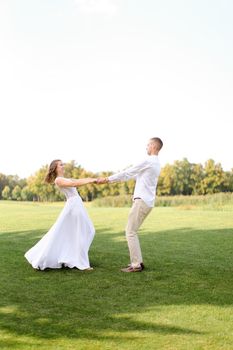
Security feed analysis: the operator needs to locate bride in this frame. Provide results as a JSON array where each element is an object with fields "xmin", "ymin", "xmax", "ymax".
[{"xmin": 24, "ymin": 159, "xmax": 96, "ymax": 271}]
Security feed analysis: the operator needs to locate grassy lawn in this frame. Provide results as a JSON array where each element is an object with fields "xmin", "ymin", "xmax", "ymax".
[{"xmin": 0, "ymin": 200, "xmax": 232, "ymax": 350}]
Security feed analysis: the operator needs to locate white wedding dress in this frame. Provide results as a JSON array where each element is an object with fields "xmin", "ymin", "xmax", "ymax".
[{"xmin": 24, "ymin": 184, "xmax": 95, "ymax": 270}]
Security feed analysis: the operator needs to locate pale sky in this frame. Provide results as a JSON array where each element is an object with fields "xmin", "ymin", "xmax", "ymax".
[{"xmin": 0, "ymin": 0, "xmax": 232, "ymax": 178}]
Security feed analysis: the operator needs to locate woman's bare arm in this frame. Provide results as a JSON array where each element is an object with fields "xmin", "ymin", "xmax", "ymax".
[{"xmin": 55, "ymin": 177, "xmax": 96, "ymax": 187}]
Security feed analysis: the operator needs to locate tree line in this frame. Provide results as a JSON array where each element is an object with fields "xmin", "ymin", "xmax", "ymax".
[{"xmin": 0, "ymin": 158, "xmax": 232, "ymax": 202}]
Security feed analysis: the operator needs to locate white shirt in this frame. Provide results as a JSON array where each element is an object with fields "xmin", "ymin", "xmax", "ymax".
[{"xmin": 108, "ymin": 155, "xmax": 161, "ymax": 207}]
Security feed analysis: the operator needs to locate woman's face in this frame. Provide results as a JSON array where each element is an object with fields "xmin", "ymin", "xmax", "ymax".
[{"xmin": 56, "ymin": 161, "xmax": 65, "ymax": 176}]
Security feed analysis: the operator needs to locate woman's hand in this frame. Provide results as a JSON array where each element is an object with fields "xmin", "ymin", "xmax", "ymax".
[{"xmin": 96, "ymin": 177, "xmax": 109, "ymax": 184}]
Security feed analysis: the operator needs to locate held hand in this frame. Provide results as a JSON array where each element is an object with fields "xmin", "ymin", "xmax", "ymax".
[{"xmin": 96, "ymin": 177, "xmax": 109, "ymax": 184}]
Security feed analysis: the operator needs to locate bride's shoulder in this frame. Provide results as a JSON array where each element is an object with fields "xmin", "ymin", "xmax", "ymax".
[{"xmin": 54, "ymin": 176, "xmax": 64, "ymax": 185}]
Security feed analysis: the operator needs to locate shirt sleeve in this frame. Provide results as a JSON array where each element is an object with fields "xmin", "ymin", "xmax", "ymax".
[{"xmin": 108, "ymin": 159, "xmax": 150, "ymax": 182}]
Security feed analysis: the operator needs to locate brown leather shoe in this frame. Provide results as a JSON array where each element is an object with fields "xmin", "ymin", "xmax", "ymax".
[{"xmin": 121, "ymin": 265, "xmax": 142, "ymax": 272}]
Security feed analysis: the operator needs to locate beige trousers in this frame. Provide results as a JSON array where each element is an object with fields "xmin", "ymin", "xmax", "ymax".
[{"xmin": 125, "ymin": 199, "xmax": 152, "ymax": 268}]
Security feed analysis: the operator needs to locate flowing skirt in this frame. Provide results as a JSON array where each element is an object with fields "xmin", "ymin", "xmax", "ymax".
[{"xmin": 24, "ymin": 196, "xmax": 95, "ymax": 270}]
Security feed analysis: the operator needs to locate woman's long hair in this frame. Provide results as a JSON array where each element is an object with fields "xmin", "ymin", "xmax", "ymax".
[{"xmin": 44, "ymin": 159, "xmax": 61, "ymax": 184}]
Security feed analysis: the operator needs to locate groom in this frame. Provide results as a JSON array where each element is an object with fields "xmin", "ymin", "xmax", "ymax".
[{"xmin": 97, "ymin": 137, "xmax": 163, "ymax": 272}]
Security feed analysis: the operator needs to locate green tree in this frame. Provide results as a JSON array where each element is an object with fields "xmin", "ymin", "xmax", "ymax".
[
  {"xmin": 0, "ymin": 173, "xmax": 8, "ymax": 199},
  {"xmin": 190, "ymin": 163, "xmax": 204, "ymax": 195},
  {"xmin": 94, "ymin": 171, "xmax": 114, "ymax": 198},
  {"xmin": 201, "ymin": 159, "xmax": 225, "ymax": 194},
  {"xmin": 7, "ymin": 175, "xmax": 26, "ymax": 191},
  {"xmin": 12, "ymin": 185, "xmax": 22, "ymax": 201},
  {"xmin": 27, "ymin": 166, "xmax": 56, "ymax": 201},
  {"xmin": 124, "ymin": 178, "xmax": 136, "ymax": 195},
  {"xmin": 2, "ymin": 185, "xmax": 11, "ymax": 200},
  {"xmin": 64, "ymin": 160, "xmax": 79, "ymax": 178},
  {"xmin": 157, "ymin": 164, "xmax": 174, "ymax": 195},
  {"xmin": 76, "ymin": 169, "xmax": 98, "ymax": 201},
  {"xmin": 172, "ymin": 158, "xmax": 193, "ymax": 195},
  {"xmin": 21, "ymin": 186, "xmax": 35, "ymax": 201},
  {"xmin": 219, "ymin": 169, "xmax": 233, "ymax": 193}
]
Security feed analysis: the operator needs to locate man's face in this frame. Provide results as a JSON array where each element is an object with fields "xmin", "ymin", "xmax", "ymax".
[{"xmin": 146, "ymin": 140, "xmax": 155, "ymax": 155}]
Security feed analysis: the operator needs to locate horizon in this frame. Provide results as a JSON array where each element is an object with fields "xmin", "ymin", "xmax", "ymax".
[{"xmin": 1, "ymin": 155, "xmax": 232, "ymax": 179}]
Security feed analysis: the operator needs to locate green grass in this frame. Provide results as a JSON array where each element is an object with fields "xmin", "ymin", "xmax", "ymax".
[{"xmin": 0, "ymin": 200, "xmax": 233, "ymax": 350}]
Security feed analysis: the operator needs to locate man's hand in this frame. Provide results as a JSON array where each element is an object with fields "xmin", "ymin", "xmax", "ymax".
[{"xmin": 96, "ymin": 177, "xmax": 109, "ymax": 184}]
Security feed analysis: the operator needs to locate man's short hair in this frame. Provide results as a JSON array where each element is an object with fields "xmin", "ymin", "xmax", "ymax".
[{"xmin": 151, "ymin": 137, "xmax": 163, "ymax": 151}]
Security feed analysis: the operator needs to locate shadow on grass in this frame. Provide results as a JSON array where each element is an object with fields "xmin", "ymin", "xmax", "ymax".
[{"xmin": 0, "ymin": 226, "xmax": 232, "ymax": 342}]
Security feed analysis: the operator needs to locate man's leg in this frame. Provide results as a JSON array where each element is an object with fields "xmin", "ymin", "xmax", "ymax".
[{"xmin": 125, "ymin": 199, "xmax": 152, "ymax": 268}]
